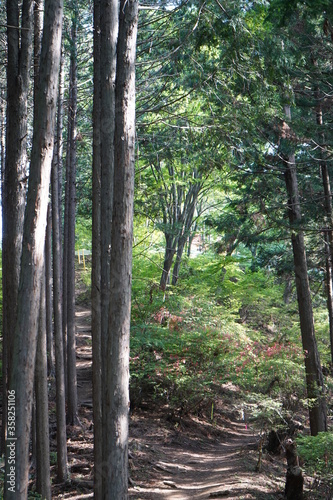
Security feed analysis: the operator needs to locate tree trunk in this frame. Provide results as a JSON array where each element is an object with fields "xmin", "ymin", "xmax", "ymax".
[
  {"xmin": 35, "ymin": 272, "xmax": 51, "ymax": 500},
  {"xmin": 284, "ymin": 439, "xmax": 303, "ymax": 500},
  {"xmin": 45, "ymin": 203, "xmax": 55, "ymax": 375},
  {"xmin": 172, "ymin": 236, "xmax": 186, "ymax": 286},
  {"xmin": 105, "ymin": 1, "xmax": 138, "ymax": 496},
  {"xmin": 1, "ymin": 0, "xmax": 33, "ymax": 457},
  {"xmin": 283, "ymin": 105, "xmax": 327, "ymax": 436},
  {"xmin": 160, "ymin": 235, "xmax": 177, "ymax": 290},
  {"xmin": 4, "ymin": 0, "xmax": 63, "ymax": 495},
  {"xmin": 92, "ymin": 0, "xmax": 103, "ymax": 494},
  {"xmin": 99, "ymin": 0, "xmax": 119, "ymax": 482},
  {"xmin": 52, "ymin": 69, "xmax": 68, "ymax": 482},
  {"xmin": 322, "ymin": 170, "xmax": 333, "ymax": 365},
  {"xmin": 314, "ymin": 81, "xmax": 333, "ymax": 365},
  {"xmin": 65, "ymin": 8, "xmax": 78, "ymax": 424}
]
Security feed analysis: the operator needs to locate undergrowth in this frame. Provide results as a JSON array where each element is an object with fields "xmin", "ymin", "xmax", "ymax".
[{"xmin": 130, "ymin": 251, "xmax": 322, "ymax": 424}]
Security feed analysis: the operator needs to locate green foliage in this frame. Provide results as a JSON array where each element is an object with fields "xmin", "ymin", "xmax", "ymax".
[
  {"xmin": 130, "ymin": 249, "xmax": 308, "ymax": 416},
  {"xmin": 75, "ymin": 216, "xmax": 92, "ymax": 252},
  {"xmin": 297, "ymin": 432, "xmax": 333, "ymax": 478}
]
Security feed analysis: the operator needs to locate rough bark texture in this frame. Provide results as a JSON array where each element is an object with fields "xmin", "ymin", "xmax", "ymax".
[
  {"xmin": 100, "ymin": 0, "xmax": 119, "ymax": 486},
  {"xmin": 4, "ymin": 0, "xmax": 63, "ymax": 495},
  {"xmin": 35, "ymin": 274, "xmax": 51, "ymax": 500},
  {"xmin": 66, "ymin": 13, "xmax": 78, "ymax": 424},
  {"xmin": 105, "ymin": 1, "xmax": 138, "ymax": 497},
  {"xmin": 52, "ymin": 69, "xmax": 68, "ymax": 482},
  {"xmin": 45, "ymin": 204, "xmax": 55, "ymax": 374},
  {"xmin": 92, "ymin": 0, "xmax": 103, "ymax": 494},
  {"xmin": 1, "ymin": 0, "xmax": 33, "ymax": 456}
]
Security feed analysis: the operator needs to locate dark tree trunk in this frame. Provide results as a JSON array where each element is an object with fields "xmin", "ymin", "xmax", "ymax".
[
  {"xmin": 92, "ymin": 0, "xmax": 103, "ymax": 494},
  {"xmin": 45, "ymin": 204, "xmax": 55, "ymax": 375},
  {"xmin": 284, "ymin": 439, "xmax": 303, "ymax": 500},
  {"xmin": 52, "ymin": 65, "xmax": 68, "ymax": 482},
  {"xmin": 1, "ymin": 0, "xmax": 33, "ymax": 457},
  {"xmin": 160, "ymin": 235, "xmax": 177, "ymax": 290},
  {"xmin": 65, "ymin": 9, "xmax": 78, "ymax": 424},
  {"xmin": 99, "ymin": 0, "xmax": 119, "ymax": 482},
  {"xmin": 315, "ymin": 82, "xmax": 333, "ymax": 365},
  {"xmin": 4, "ymin": 0, "xmax": 63, "ymax": 494},
  {"xmin": 105, "ymin": 1, "xmax": 138, "ymax": 496},
  {"xmin": 172, "ymin": 237, "xmax": 186, "ymax": 286},
  {"xmin": 35, "ymin": 272, "xmax": 51, "ymax": 500},
  {"xmin": 283, "ymin": 106, "xmax": 327, "ymax": 436}
]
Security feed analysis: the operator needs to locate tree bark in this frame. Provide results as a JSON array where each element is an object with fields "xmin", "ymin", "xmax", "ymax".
[
  {"xmin": 315, "ymin": 93, "xmax": 333, "ymax": 365},
  {"xmin": 105, "ymin": 1, "xmax": 138, "ymax": 497},
  {"xmin": 65, "ymin": 7, "xmax": 78, "ymax": 424},
  {"xmin": 92, "ymin": 0, "xmax": 103, "ymax": 494},
  {"xmin": 1, "ymin": 0, "xmax": 33, "ymax": 456},
  {"xmin": 52, "ymin": 66, "xmax": 68, "ymax": 482},
  {"xmin": 100, "ymin": 0, "xmax": 119, "ymax": 482},
  {"xmin": 45, "ymin": 203, "xmax": 55, "ymax": 374},
  {"xmin": 160, "ymin": 235, "xmax": 177, "ymax": 290},
  {"xmin": 35, "ymin": 272, "xmax": 51, "ymax": 500},
  {"xmin": 283, "ymin": 105, "xmax": 327, "ymax": 436},
  {"xmin": 4, "ymin": 0, "xmax": 63, "ymax": 495}
]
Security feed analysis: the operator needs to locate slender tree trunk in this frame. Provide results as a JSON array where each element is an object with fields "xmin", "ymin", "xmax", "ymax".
[
  {"xmin": 1, "ymin": 0, "xmax": 33, "ymax": 457},
  {"xmin": 52, "ymin": 112, "xmax": 68, "ymax": 482},
  {"xmin": 45, "ymin": 203, "xmax": 55, "ymax": 374},
  {"xmin": 283, "ymin": 105, "xmax": 327, "ymax": 436},
  {"xmin": 160, "ymin": 235, "xmax": 177, "ymax": 290},
  {"xmin": 172, "ymin": 196, "xmax": 198, "ymax": 286},
  {"xmin": 321, "ymin": 164, "xmax": 333, "ymax": 364},
  {"xmin": 315, "ymin": 92, "xmax": 333, "ymax": 365},
  {"xmin": 0, "ymin": 90, "xmax": 4, "ymax": 180},
  {"xmin": 105, "ymin": 1, "xmax": 138, "ymax": 496},
  {"xmin": 4, "ymin": 0, "xmax": 63, "ymax": 495},
  {"xmin": 35, "ymin": 272, "xmax": 51, "ymax": 500},
  {"xmin": 51, "ymin": 46, "xmax": 68, "ymax": 482},
  {"xmin": 172, "ymin": 237, "xmax": 187, "ymax": 286},
  {"xmin": 64, "ymin": 6, "xmax": 78, "ymax": 424},
  {"xmin": 92, "ymin": 0, "xmax": 103, "ymax": 493}
]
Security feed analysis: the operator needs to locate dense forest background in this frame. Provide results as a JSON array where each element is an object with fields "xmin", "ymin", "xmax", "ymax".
[{"xmin": 2, "ymin": 0, "xmax": 333, "ymax": 498}]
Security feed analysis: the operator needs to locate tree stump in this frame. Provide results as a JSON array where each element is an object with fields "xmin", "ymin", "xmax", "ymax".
[{"xmin": 284, "ymin": 439, "xmax": 303, "ymax": 499}]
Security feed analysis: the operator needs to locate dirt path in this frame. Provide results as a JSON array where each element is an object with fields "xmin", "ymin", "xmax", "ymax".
[
  {"xmin": 128, "ymin": 408, "xmax": 285, "ymax": 500},
  {"xmin": 65, "ymin": 304, "xmax": 287, "ymax": 500}
]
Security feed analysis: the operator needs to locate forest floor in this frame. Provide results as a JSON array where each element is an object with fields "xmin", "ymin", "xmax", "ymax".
[{"xmin": 48, "ymin": 303, "xmax": 294, "ymax": 500}]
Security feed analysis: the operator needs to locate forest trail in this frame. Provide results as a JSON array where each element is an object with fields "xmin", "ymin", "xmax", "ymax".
[
  {"xmin": 66, "ymin": 304, "xmax": 287, "ymax": 500},
  {"xmin": 128, "ymin": 408, "xmax": 285, "ymax": 500}
]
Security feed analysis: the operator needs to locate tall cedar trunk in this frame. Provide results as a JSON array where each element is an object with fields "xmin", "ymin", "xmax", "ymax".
[
  {"xmin": 1, "ymin": 0, "xmax": 33, "ymax": 456},
  {"xmin": 0, "ymin": 90, "xmax": 4, "ymax": 181},
  {"xmin": 322, "ymin": 165, "xmax": 333, "ymax": 363},
  {"xmin": 315, "ymin": 93, "xmax": 333, "ymax": 364},
  {"xmin": 92, "ymin": 0, "xmax": 103, "ymax": 494},
  {"xmin": 62, "ymin": 141, "xmax": 69, "ymax": 393},
  {"xmin": 46, "ymin": 203, "xmax": 55, "ymax": 374},
  {"xmin": 283, "ymin": 105, "xmax": 327, "ymax": 436},
  {"xmin": 100, "ymin": 0, "xmax": 119, "ymax": 481},
  {"xmin": 52, "ymin": 114, "xmax": 68, "ymax": 480},
  {"xmin": 4, "ymin": 0, "xmax": 63, "ymax": 495},
  {"xmin": 35, "ymin": 272, "xmax": 51, "ymax": 500},
  {"xmin": 66, "ymin": 9, "xmax": 78, "ymax": 425},
  {"xmin": 105, "ymin": 1, "xmax": 138, "ymax": 496}
]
